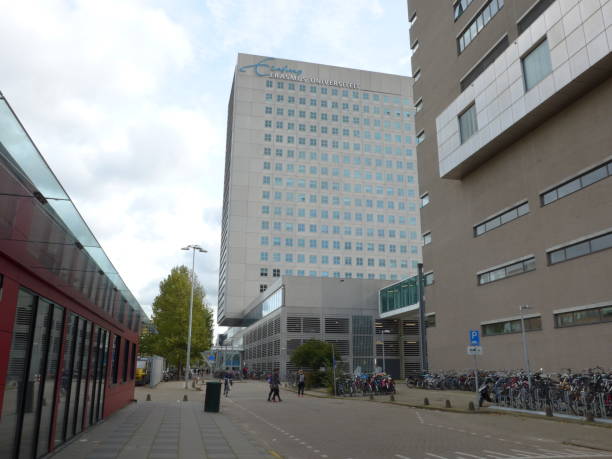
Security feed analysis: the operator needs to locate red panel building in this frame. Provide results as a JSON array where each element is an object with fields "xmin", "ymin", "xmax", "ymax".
[{"xmin": 0, "ymin": 91, "xmax": 145, "ymax": 458}]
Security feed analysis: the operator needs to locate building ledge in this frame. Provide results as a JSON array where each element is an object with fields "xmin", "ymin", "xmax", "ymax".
[{"xmin": 436, "ymin": 0, "xmax": 612, "ymax": 179}]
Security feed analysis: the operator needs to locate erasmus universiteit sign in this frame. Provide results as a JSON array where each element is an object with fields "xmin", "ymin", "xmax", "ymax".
[{"xmin": 239, "ymin": 57, "xmax": 360, "ymax": 89}]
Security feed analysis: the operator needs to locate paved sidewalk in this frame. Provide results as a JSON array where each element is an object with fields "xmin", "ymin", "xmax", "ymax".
[{"xmin": 51, "ymin": 382, "xmax": 271, "ymax": 459}]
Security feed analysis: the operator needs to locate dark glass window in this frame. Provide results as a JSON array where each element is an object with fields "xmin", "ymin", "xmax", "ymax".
[
  {"xmin": 111, "ymin": 335, "xmax": 121, "ymax": 384},
  {"xmin": 1, "ymin": 290, "xmax": 37, "ymax": 458},
  {"xmin": 478, "ymin": 256, "xmax": 535, "ymax": 285},
  {"xmin": 131, "ymin": 343, "xmax": 137, "ymax": 380},
  {"xmin": 123, "ymin": 340, "xmax": 130, "ymax": 383},
  {"xmin": 482, "ymin": 316, "xmax": 541, "ymax": 336},
  {"xmin": 58, "ymin": 313, "xmax": 78, "ymax": 445},
  {"xmin": 75, "ymin": 320, "xmax": 92, "ymax": 435},
  {"xmin": 541, "ymin": 160, "xmax": 612, "ymax": 206},
  {"xmin": 555, "ymin": 305, "xmax": 612, "ymax": 328},
  {"xmin": 548, "ymin": 232, "xmax": 612, "ymax": 265},
  {"xmin": 475, "ymin": 202, "xmax": 529, "ymax": 237},
  {"xmin": 37, "ymin": 305, "xmax": 64, "ymax": 457}
]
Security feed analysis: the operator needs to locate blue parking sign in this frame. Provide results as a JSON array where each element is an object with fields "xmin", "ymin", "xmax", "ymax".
[{"xmin": 469, "ymin": 330, "xmax": 480, "ymax": 346}]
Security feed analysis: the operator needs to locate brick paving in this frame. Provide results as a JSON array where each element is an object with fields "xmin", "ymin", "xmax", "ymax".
[{"xmin": 51, "ymin": 382, "xmax": 270, "ymax": 459}]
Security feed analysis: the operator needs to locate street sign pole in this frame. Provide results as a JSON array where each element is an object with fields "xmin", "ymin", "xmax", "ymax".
[
  {"xmin": 473, "ymin": 354, "xmax": 479, "ymax": 409},
  {"xmin": 468, "ymin": 330, "xmax": 481, "ymax": 409}
]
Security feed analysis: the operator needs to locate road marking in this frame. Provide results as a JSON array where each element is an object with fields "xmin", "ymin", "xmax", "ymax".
[
  {"xmin": 483, "ymin": 450, "xmax": 518, "ymax": 458},
  {"xmin": 536, "ymin": 448, "xmax": 574, "ymax": 456},
  {"xmin": 455, "ymin": 452, "xmax": 486, "ymax": 459},
  {"xmin": 426, "ymin": 453, "xmax": 450, "ymax": 459},
  {"xmin": 415, "ymin": 411, "xmax": 425, "ymax": 424},
  {"xmin": 395, "ymin": 455, "xmax": 411, "ymax": 459},
  {"xmin": 510, "ymin": 449, "xmax": 547, "ymax": 457}
]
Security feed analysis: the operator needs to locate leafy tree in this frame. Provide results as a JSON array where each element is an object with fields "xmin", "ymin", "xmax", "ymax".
[
  {"xmin": 290, "ymin": 339, "xmax": 340, "ymax": 370},
  {"xmin": 140, "ymin": 266, "xmax": 213, "ymax": 370}
]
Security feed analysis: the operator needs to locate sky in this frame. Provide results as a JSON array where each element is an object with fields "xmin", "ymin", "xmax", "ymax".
[{"xmin": 0, "ymin": 0, "xmax": 413, "ymax": 332}]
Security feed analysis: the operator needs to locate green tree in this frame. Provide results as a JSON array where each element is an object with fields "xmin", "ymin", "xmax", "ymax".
[
  {"xmin": 140, "ymin": 266, "xmax": 213, "ymax": 370},
  {"xmin": 290, "ymin": 339, "xmax": 340, "ymax": 370}
]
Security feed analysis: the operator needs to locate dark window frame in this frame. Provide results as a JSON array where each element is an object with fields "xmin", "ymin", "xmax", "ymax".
[
  {"xmin": 482, "ymin": 316, "xmax": 542, "ymax": 336},
  {"xmin": 547, "ymin": 231, "xmax": 612, "ymax": 265},
  {"xmin": 474, "ymin": 201, "xmax": 529, "ymax": 237},
  {"xmin": 478, "ymin": 256, "xmax": 535, "ymax": 285},
  {"xmin": 554, "ymin": 305, "xmax": 612, "ymax": 328},
  {"xmin": 541, "ymin": 159, "xmax": 612, "ymax": 206}
]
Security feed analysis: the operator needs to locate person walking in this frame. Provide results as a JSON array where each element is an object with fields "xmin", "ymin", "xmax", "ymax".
[
  {"xmin": 267, "ymin": 373, "xmax": 274, "ymax": 402},
  {"xmin": 271, "ymin": 369, "xmax": 282, "ymax": 402},
  {"xmin": 297, "ymin": 369, "xmax": 305, "ymax": 397}
]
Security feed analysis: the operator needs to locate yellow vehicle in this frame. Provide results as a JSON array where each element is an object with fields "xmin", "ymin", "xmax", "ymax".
[{"xmin": 135, "ymin": 357, "xmax": 151, "ymax": 386}]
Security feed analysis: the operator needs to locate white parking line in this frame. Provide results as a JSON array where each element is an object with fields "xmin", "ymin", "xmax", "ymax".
[
  {"xmin": 455, "ymin": 452, "xmax": 487, "ymax": 459},
  {"xmin": 426, "ymin": 453, "xmax": 450, "ymax": 459},
  {"xmin": 395, "ymin": 455, "xmax": 411, "ymax": 459},
  {"xmin": 536, "ymin": 448, "xmax": 574, "ymax": 457},
  {"xmin": 483, "ymin": 450, "xmax": 519, "ymax": 458},
  {"xmin": 509, "ymin": 449, "xmax": 547, "ymax": 457}
]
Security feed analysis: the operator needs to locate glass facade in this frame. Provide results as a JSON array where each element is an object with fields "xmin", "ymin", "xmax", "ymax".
[
  {"xmin": 0, "ymin": 95, "xmax": 143, "ymax": 329},
  {"xmin": 0, "ymin": 289, "xmax": 113, "ymax": 458},
  {"xmin": 0, "ymin": 88, "xmax": 141, "ymax": 459},
  {"xmin": 379, "ymin": 276, "xmax": 420, "ymax": 314}
]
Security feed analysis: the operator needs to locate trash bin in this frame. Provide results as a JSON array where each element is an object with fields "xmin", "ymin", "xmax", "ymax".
[{"xmin": 204, "ymin": 381, "xmax": 221, "ymax": 412}]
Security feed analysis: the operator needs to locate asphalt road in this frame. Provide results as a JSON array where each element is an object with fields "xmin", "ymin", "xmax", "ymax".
[{"xmin": 221, "ymin": 381, "xmax": 612, "ymax": 459}]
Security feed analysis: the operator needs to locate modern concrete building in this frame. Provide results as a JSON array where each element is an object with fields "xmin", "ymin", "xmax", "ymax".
[
  {"xmin": 218, "ymin": 54, "xmax": 421, "ymax": 326},
  {"xmin": 408, "ymin": 0, "xmax": 612, "ymax": 371},
  {"xmin": 225, "ymin": 276, "xmax": 409, "ymax": 380}
]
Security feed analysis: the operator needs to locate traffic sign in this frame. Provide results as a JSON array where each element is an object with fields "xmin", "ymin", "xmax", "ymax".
[
  {"xmin": 469, "ymin": 329, "xmax": 480, "ymax": 346},
  {"xmin": 467, "ymin": 345, "xmax": 483, "ymax": 355}
]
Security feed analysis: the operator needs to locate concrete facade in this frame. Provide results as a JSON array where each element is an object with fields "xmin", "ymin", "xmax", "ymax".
[
  {"xmin": 409, "ymin": 0, "xmax": 612, "ymax": 371},
  {"xmin": 226, "ymin": 277, "xmax": 422, "ymax": 380},
  {"xmin": 218, "ymin": 54, "xmax": 420, "ymax": 325}
]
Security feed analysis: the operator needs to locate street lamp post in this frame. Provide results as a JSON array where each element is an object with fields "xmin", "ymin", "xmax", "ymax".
[
  {"xmin": 181, "ymin": 244, "xmax": 207, "ymax": 390},
  {"xmin": 519, "ymin": 305, "xmax": 532, "ymax": 390},
  {"xmin": 331, "ymin": 342, "xmax": 336, "ymax": 397}
]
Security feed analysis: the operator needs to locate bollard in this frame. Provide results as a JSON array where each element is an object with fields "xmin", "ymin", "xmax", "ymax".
[
  {"xmin": 545, "ymin": 406, "xmax": 553, "ymax": 417},
  {"xmin": 390, "ymin": 394, "xmax": 395, "ymax": 402},
  {"xmin": 146, "ymin": 394, "xmax": 151, "ymax": 401},
  {"xmin": 192, "ymin": 379, "xmax": 196, "ymax": 389},
  {"xmin": 183, "ymin": 394, "xmax": 188, "ymax": 402},
  {"xmin": 468, "ymin": 401, "xmax": 475, "ymax": 411},
  {"xmin": 586, "ymin": 411, "xmax": 594, "ymax": 422},
  {"xmin": 424, "ymin": 397, "xmax": 429, "ymax": 406},
  {"xmin": 445, "ymin": 400, "xmax": 452, "ymax": 408}
]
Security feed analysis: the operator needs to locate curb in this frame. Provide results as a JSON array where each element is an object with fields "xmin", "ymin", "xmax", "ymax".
[
  {"xmin": 285, "ymin": 387, "xmax": 481, "ymax": 414},
  {"xmin": 285, "ymin": 387, "xmax": 612, "ymax": 427}
]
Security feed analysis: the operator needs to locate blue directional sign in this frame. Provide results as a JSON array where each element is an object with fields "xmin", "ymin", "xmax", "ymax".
[
  {"xmin": 208, "ymin": 355, "xmax": 215, "ymax": 361},
  {"xmin": 469, "ymin": 330, "xmax": 480, "ymax": 346}
]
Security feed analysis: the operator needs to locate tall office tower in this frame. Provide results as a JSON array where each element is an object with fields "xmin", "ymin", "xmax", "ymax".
[
  {"xmin": 409, "ymin": 0, "xmax": 612, "ymax": 370},
  {"xmin": 218, "ymin": 54, "xmax": 420, "ymax": 325}
]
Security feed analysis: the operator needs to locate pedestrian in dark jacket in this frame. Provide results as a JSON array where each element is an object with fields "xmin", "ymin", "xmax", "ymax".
[
  {"xmin": 271, "ymin": 369, "xmax": 282, "ymax": 402},
  {"xmin": 267, "ymin": 374, "xmax": 274, "ymax": 401},
  {"xmin": 297, "ymin": 370, "xmax": 305, "ymax": 397}
]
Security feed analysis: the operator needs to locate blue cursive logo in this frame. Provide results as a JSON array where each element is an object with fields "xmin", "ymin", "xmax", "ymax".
[{"xmin": 239, "ymin": 57, "xmax": 303, "ymax": 77}]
